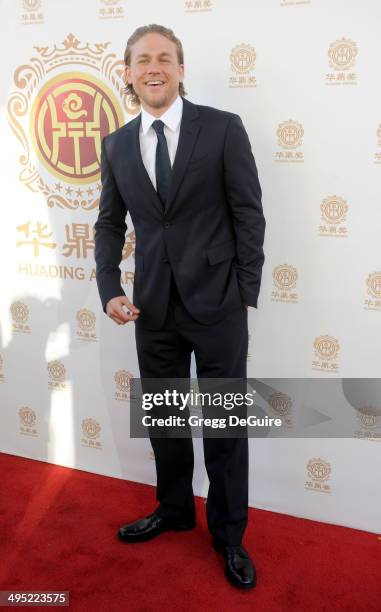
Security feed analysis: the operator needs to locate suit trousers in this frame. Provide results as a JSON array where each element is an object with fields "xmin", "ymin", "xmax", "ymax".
[{"xmin": 134, "ymin": 272, "xmax": 249, "ymax": 546}]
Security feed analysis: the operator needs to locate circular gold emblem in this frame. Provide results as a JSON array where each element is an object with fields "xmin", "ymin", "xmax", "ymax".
[
  {"xmin": 272, "ymin": 265, "xmax": 298, "ymax": 290},
  {"xmin": 114, "ymin": 370, "xmax": 133, "ymax": 392},
  {"xmin": 269, "ymin": 392, "xmax": 292, "ymax": 416},
  {"xmin": 77, "ymin": 309, "xmax": 96, "ymax": 331},
  {"xmin": 30, "ymin": 72, "xmax": 123, "ymax": 184},
  {"xmin": 19, "ymin": 407, "xmax": 36, "ymax": 427},
  {"xmin": 277, "ymin": 120, "xmax": 304, "ymax": 149},
  {"xmin": 10, "ymin": 301, "xmax": 29, "ymax": 323},
  {"xmin": 82, "ymin": 418, "xmax": 101, "ymax": 439},
  {"xmin": 320, "ymin": 196, "xmax": 348, "ymax": 224},
  {"xmin": 357, "ymin": 407, "xmax": 381, "ymax": 429},
  {"xmin": 329, "ymin": 38, "xmax": 358, "ymax": 70},
  {"xmin": 307, "ymin": 458, "xmax": 331, "ymax": 482},
  {"xmin": 230, "ymin": 44, "xmax": 256, "ymax": 74},
  {"xmin": 366, "ymin": 272, "xmax": 381, "ymax": 298},
  {"xmin": 47, "ymin": 361, "xmax": 66, "ymax": 382},
  {"xmin": 314, "ymin": 336, "xmax": 340, "ymax": 360}
]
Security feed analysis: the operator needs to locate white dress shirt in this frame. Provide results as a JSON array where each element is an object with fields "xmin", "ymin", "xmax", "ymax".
[{"xmin": 139, "ymin": 95, "xmax": 183, "ymax": 190}]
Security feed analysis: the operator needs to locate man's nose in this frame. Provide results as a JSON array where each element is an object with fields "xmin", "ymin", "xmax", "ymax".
[{"xmin": 147, "ymin": 61, "xmax": 162, "ymax": 73}]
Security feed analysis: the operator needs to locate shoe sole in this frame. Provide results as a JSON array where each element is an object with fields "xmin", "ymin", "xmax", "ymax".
[{"xmin": 118, "ymin": 523, "xmax": 195, "ymax": 543}]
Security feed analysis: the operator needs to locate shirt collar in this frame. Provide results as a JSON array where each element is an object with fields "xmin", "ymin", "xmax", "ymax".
[{"xmin": 140, "ymin": 95, "xmax": 183, "ymax": 135}]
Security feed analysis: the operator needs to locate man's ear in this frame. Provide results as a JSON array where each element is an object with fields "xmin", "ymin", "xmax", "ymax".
[{"xmin": 124, "ymin": 65, "xmax": 131, "ymax": 85}]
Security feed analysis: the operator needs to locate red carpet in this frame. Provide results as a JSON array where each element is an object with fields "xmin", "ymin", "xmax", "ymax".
[{"xmin": 0, "ymin": 452, "xmax": 380, "ymax": 611}]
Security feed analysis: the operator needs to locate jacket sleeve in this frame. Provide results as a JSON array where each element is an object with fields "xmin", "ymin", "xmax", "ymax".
[
  {"xmin": 223, "ymin": 114, "xmax": 266, "ymax": 308},
  {"xmin": 94, "ymin": 137, "xmax": 127, "ymax": 314}
]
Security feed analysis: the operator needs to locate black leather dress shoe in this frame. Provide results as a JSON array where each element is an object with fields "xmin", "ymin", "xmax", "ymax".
[
  {"xmin": 118, "ymin": 513, "xmax": 195, "ymax": 543},
  {"xmin": 213, "ymin": 538, "xmax": 256, "ymax": 589}
]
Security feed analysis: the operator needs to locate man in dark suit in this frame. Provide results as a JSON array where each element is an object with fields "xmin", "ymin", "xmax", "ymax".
[{"xmin": 94, "ymin": 24, "xmax": 265, "ymax": 590}]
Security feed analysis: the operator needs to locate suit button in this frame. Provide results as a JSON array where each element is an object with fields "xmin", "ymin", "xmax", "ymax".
[
  {"xmin": 163, "ymin": 258, "xmax": 169, "ymax": 263},
  {"xmin": 164, "ymin": 222, "xmax": 171, "ymax": 228}
]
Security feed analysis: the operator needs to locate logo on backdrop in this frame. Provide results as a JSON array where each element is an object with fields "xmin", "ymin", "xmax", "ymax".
[
  {"xmin": 312, "ymin": 335, "xmax": 340, "ymax": 373},
  {"xmin": 30, "ymin": 74, "xmax": 121, "ymax": 185},
  {"xmin": 114, "ymin": 370, "xmax": 134, "ymax": 401},
  {"xmin": 271, "ymin": 264, "xmax": 299, "ymax": 303},
  {"xmin": 8, "ymin": 33, "xmax": 137, "ymax": 210},
  {"xmin": 305, "ymin": 458, "xmax": 332, "ymax": 493},
  {"xmin": 229, "ymin": 44, "xmax": 257, "ymax": 88},
  {"xmin": 21, "ymin": 0, "xmax": 44, "ymax": 25},
  {"xmin": 98, "ymin": 0, "xmax": 125, "ymax": 20},
  {"xmin": 18, "ymin": 407, "xmax": 38, "ymax": 437},
  {"xmin": 319, "ymin": 196, "xmax": 348, "ymax": 237},
  {"xmin": 326, "ymin": 38, "xmax": 358, "ymax": 85},
  {"xmin": 275, "ymin": 120, "xmax": 304, "ymax": 162},
  {"xmin": 47, "ymin": 361, "xmax": 67, "ymax": 391},
  {"xmin": 364, "ymin": 272, "xmax": 381, "ymax": 311},
  {"xmin": 10, "ymin": 301, "xmax": 31, "ymax": 334},
  {"xmin": 76, "ymin": 309, "xmax": 97, "ymax": 342},
  {"xmin": 354, "ymin": 406, "xmax": 381, "ymax": 442},
  {"xmin": 81, "ymin": 418, "xmax": 102, "ymax": 449},
  {"xmin": 268, "ymin": 392, "xmax": 293, "ymax": 428}
]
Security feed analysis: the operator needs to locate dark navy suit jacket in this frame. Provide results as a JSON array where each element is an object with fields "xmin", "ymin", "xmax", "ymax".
[{"xmin": 94, "ymin": 96, "xmax": 266, "ymax": 329}]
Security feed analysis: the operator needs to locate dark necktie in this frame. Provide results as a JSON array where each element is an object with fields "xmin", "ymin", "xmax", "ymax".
[{"xmin": 152, "ymin": 119, "xmax": 172, "ymax": 208}]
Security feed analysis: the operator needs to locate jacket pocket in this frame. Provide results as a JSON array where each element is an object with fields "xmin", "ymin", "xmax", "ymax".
[{"xmin": 206, "ymin": 239, "xmax": 236, "ymax": 265}]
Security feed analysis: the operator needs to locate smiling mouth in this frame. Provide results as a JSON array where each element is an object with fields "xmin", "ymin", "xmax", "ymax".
[{"xmin": 145, "ymin": 80, "xmax": 165, "ymax": 89}]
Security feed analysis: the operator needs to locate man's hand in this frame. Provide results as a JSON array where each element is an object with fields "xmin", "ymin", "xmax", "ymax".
[{"xmin": 106, "ymin": 296, "xmax": 140, "ymax": 325}]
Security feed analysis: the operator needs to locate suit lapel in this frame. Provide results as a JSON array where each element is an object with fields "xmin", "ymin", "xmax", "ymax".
[
  {"xmin": 165, "ymin": 97, "xmax": 200, "ymax": 214},
  {"xmin": 123, "ymin": 97, "xmax": 201, "ymax": 217}
]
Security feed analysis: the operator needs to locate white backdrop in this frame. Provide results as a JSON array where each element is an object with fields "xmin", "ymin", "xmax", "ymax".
[{"xmin": 0, "ymin": 0, "xmax": 380, "ymax": 534}]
